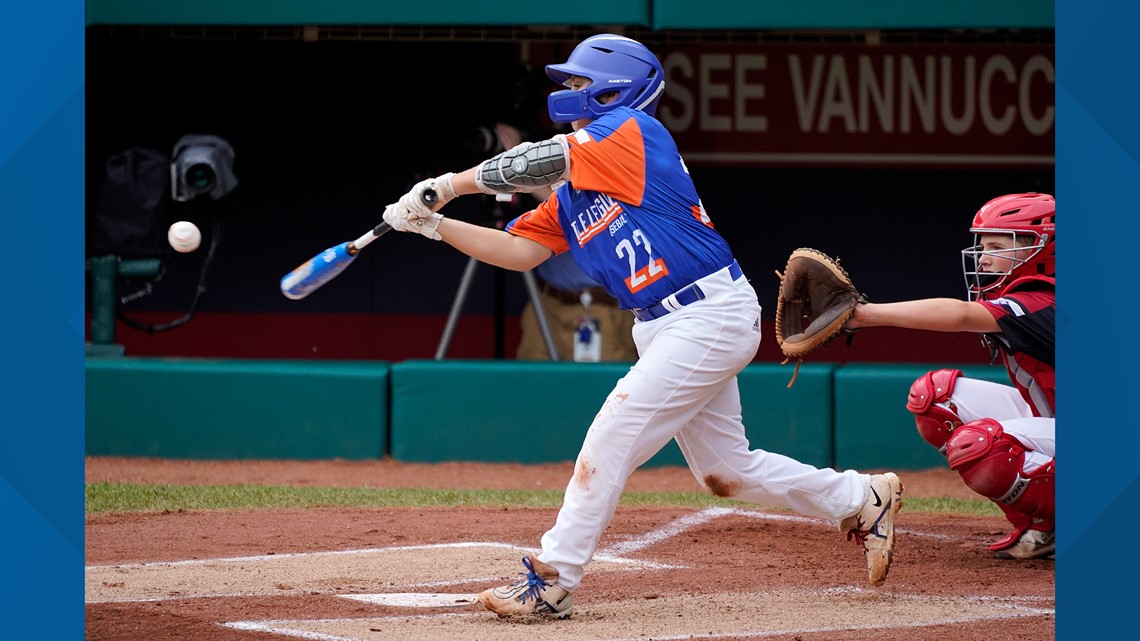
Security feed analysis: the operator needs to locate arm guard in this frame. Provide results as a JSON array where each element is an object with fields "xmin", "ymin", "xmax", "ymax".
[{"xmin": 475, "ymin": 135, "xmax": 570, "ymax": 194}]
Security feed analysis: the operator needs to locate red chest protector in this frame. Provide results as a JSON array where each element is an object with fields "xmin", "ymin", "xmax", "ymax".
[{"xmin": 988, "ymin": 275, "xmax": 1055, "ymax": 417}]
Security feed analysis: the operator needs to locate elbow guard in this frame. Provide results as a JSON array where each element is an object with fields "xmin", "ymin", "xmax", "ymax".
[{"xmin": 475, "ymin": 135, "xmax": 570, "ymax": 194}]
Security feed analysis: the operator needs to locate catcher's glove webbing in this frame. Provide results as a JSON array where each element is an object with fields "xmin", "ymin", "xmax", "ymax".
[{"xmin": 774, "ymin": 248, "xmax": 867, "ymax": 387}]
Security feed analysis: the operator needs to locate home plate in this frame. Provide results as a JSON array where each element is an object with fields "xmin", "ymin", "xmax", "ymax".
[{"xmin": 342, "ymin": 593, "xmax": 479, "ymax": 608}]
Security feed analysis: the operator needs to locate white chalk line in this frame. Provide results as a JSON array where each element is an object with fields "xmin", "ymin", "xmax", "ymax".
[
  {"xmin": 341, "ymin": 593, "xmax": 479, "ymax": 608},
  {"xmin": 223, "ymin": 589, "xmax": 1054, "ymax": 641},
  {"xmin": 597, "ymin": 506, "xmax": 733, "ymax": 556},
  {"xmin": 86, "ymin": 539, "xmax": 678, "ymax": 573},
  {"xmin": 87, "ymin": 541, "xmax": 523, "ymax": 570},
  {"xmin": 88, "ymin": 505, "xmax": 1017, "ymax": 606},
  {"xmin": 335, "ymin": 584, "xmax": 1055, "ymax": 613},
  {"xmin": 86, "ymin": 506, "xmax": 968, "ymax": 573},
  {"xmin": 85, "ymin": 542, "xmax": 678, "ymax": 604}
]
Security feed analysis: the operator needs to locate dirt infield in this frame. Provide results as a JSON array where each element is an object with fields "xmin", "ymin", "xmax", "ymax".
[{"xmin": 85, "ymin": 458, "xmax": 1054, "ymax": 641}]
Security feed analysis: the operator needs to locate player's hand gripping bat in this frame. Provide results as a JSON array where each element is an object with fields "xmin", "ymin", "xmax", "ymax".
[{"xmin": 280, "ymin": 189, "xmax": 438, "ymax": 300}]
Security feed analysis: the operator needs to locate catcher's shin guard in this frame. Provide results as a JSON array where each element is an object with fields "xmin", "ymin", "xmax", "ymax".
[
  {"xmin": 906, "ymin": 369, "xmax": 965, "ymax": 453},
  {"xmin": 946, "ymin": 418, "xmax": 1055, "ymax": 529}
]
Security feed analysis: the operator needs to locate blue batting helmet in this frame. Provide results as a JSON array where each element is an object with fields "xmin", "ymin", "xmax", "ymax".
[{"xmin": 545, "ymin": 34, "xmax": 665, "ymax": 123}]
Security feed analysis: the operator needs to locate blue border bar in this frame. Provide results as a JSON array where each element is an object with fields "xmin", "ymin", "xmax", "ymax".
[
  {"xmin": 1056, "ymin": 0, "xmax": 1135, "ymax": 637},
  {"xmin": 0, "ymin": 1, "xmax": 84, "ymax": 637}
]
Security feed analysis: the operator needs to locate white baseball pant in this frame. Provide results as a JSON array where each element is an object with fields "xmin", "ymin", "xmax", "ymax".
[
  {"xmin": 538, "ymin": 266, "xmax": 870, "ymax": 591},
  {"xmin": 944, "ymin": 377, "xmax": 1055, "ymax": 472}
]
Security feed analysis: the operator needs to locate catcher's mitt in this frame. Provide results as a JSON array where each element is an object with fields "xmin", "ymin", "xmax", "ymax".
[{"xmin": 775, "ymin": 248, "xmax": 867, "ymax": 385}]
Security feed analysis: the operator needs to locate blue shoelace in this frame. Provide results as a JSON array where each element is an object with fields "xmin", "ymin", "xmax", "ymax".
[{"xmin": 515, "ymin": 556, "xmax": 550, "ymax": 604}]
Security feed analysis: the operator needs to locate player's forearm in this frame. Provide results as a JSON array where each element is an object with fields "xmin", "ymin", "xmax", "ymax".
[
  {"xmin": 447, "ymin": 168, "xmax": 481, "ymax": 197},
  {"xmin": 850, "ymin": 299, "xmax": 1000, "ymax": 333},
  {"xmin": 435, "ymin": 217, "xmax": 550, "ymax": 271}
]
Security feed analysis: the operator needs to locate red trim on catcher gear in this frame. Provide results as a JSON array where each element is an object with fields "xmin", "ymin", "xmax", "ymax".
[
  {"xmin": 990, "ymin": 503, "xmax": 1055, "ymax": 551},
  {"xmin": 906, "ymin": 369, "xmax": 964, "ymax": 451},
  {"xmin": 998, "ymin": 274, "xmax": 1055, "ymax": 298},
  {"xmin": 990, "ymin": 527, "xmax": 1031, "ymax": 552}
]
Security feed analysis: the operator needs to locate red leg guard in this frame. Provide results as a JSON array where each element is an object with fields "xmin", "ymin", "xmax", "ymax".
[
  {"xmin": 947, "ymin": 419, "xmax": 1055, "ymax": 534},
  {"xmin": 906, "ymin": 369, "xmax": 965, "ymax": 452}
]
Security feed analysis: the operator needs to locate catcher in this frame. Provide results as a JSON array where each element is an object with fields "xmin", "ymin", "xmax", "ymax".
[{"xmin": 777, "ymin": 193, "xmax": 1055, "ymax": 560}]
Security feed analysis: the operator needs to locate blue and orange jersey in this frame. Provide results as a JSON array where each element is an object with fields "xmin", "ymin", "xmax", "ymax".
[{"xmin": 505, "ymin": 107, "xmax": 735, "ymax": 310}]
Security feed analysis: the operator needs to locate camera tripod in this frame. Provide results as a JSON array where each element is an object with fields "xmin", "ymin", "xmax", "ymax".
[{"xmin": 435, "ymin": 194, "xmax": 558, "ymax": 360}]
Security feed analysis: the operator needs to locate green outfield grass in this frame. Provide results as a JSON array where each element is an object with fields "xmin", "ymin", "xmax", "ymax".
[{"xmin": 85, "ymin": 482, "xmax": 1002, "ymax": 517}]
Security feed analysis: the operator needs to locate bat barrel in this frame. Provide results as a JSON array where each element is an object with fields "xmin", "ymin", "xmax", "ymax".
[
  {"xmin": 280, "ymin": 241, "xmax": 356, "ymax": 300},
  {"xmin": 280, "ymin": 186, "xmax": 441, "ymax": 300}
]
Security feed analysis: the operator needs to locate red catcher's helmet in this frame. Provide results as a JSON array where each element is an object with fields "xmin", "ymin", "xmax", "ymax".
[{"xmin": 961, "ymin": 193, "xmax": 1055, "ymax": 300}]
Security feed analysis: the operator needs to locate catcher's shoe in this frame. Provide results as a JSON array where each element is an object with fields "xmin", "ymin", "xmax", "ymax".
[
  {"xmin": 477, "ymin": 555, "xmax": 573, "ymax": 619},
  {"xmin": 841, "ymin": 472, "xmax": 904, "ymax": 586},
  {"xmin": 992, "ymin": 528, "xmax": 1055, "ymax": 560}
]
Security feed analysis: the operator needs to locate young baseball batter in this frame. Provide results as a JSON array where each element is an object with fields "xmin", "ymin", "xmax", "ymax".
[
  {"xmin": 848, "ymin": 193, "xmax": 1055, "ymax": 560},
  {"xmin": 382, "ymin": 34, "xmax": 904, "ymax": 618}
]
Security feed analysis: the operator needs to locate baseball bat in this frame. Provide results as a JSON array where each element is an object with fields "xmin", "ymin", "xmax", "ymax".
[{"xmin": 280, "ymin": 188, "xmax": 438, "ymax": 300}]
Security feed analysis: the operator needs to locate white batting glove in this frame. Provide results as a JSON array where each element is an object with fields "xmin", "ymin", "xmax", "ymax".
[
  {"xmin": 382, "ymin": 203, "xmax": 444, "ymax": 241},
  {"xmin": 398, "ymin": 173, "xmax": 458, "ymax": 217},
  {"xmin": 382, "ymin": 203, "xmax": 411, "ymax": 233}
]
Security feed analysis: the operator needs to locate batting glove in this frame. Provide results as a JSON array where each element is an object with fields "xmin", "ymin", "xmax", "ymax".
[
  {"xmin": 382, "ymin": 203, "xmax": 444, "ymax": 241},
  {"xmin": 398, "ymin": 173, "xmax": 457, "ymax": 218}
]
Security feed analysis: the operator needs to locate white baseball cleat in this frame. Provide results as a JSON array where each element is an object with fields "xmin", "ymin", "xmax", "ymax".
[
  {"xmin": 992, "ymin": 528, "xmax": 1055, "ymax": 560},
  {"xmin": 477, "ymin": 555, "xmax": 573, "ymax": 619},
  {"xmin": 841, "ymin": 472, "xmax": 904, "ymax": 586}
]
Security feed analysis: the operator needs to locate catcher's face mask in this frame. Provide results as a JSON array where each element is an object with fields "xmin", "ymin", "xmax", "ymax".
[{"xmin": 961, "ymin": 231, "xmax": 1045, "ymax": 300}]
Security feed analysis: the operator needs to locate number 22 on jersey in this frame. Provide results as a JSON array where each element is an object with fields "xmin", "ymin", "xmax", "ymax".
[{"xmin": 617, "ymin": 228, "xmax": 669, "ymax": 294}]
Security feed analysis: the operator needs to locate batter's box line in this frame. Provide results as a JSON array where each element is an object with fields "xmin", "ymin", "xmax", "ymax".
[
  {"xmin": 812, "ymin": 586, "xmax": 1054, "ymax": 612},
  {"xmin": 221, "ymin": 603, "xmax": 1055, "ymax": 641},
  {"xmin": 88, "ymin": 542, "xmax": 524, "ymax": 569},
  {"xmin": 84, "ymin": 541, "xmax": 682, "ymax": 605},
  {"xmin": 600, "ymin": 505, "xmax": 966, "ymax": 555},
  {"xmin": 86, "ymin": 541, "xmax": 673, "ymax": 572},
  {"xmin": 86, "ymin": 507, "xmax": 966, "ymax": 575}
]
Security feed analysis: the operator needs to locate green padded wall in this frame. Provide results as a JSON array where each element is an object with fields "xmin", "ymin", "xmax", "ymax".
[
  {"xmin": 390, "ymin": 360, "xmax": 640, "ymax": 464},
  {"xmin": 389, "ymin": 361, "xmax": 834, "ymax": 469},
  {"xmin": 652, "ymin": 0, "xmax": 1054, "ymax": 29},
  {"xmin": 85, "ymin": 1, "xmax": 652, "ymax": 26},
  {"xmin": 738, "ymin": 364, "xmax": 835, "ymax": 468},
  {"xmin": 86, "ymin": 0, "xmax": 1050, "ymax": 29},
  {"xmin": 89, "ymin": 358, "xmax": 1016, "ymax": 471},
  {"xmin": 833, "ymin": 363, "xmax": 1013, "ymax": 471},
  {"xmin": 86, "ymin": 358, "xmax": 389, "ymax": 459}
]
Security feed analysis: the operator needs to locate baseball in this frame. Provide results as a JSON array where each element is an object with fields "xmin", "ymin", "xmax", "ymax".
[{"xmin": 168, "ymin": 221, "xmax": 202, "ymax": 253}]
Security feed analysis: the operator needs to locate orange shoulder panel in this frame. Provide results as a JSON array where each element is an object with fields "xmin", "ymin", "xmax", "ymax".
[{"xmin": 567, "ymin": 119, "xmax": 646, "ymax": 206}]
